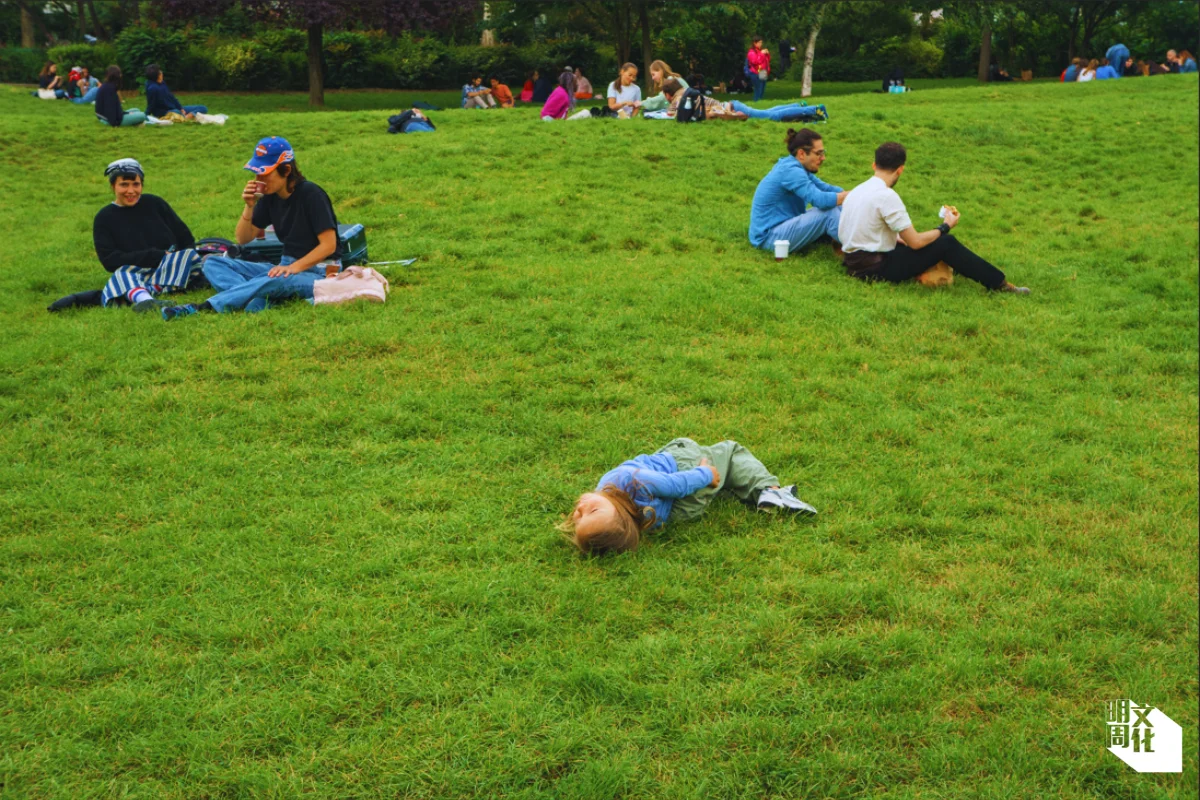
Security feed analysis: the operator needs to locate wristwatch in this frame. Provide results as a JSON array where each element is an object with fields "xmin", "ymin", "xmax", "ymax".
[{"xmin": 937, "ymin": 222, "xmax": 951, "ymax": 236}]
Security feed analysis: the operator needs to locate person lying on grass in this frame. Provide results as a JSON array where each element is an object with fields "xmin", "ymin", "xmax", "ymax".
[
  {"xmin": 161, "ymin": 136, "xmax": 343, "ymax": 320},
  {"xmin": 748, "ymin": 127, "xmax": 845, "ymax": 255},
  {"xmin": 90, "ymin": 158, "xmax": 203, "ymax": 312},
  {"xmin": 661, "ymin": 79, "xmax": 830, "ymax": 123},
  {"xmin": 560, "ymin": 438, "xmax": 816, "ymax": 555},
  {"xmin": 660, "ymin": 79, "xmax": 747, "ymax": 120},
  {"xmin": 387, "ymin": 107, "xmax": 435, "ymax": 134},
  {"xmin": 838, "ymin": 141, "xmax": 1030, "ymax": 294}
]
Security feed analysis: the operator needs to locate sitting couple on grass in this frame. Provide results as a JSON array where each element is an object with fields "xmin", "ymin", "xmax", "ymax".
[
  {"xmin": 78, "ymin": 138, "xmax": 345, "ymax": 317},
  {"xmin": 748, "ymin": 128, "xmax": 1030, "ymax": 294}
]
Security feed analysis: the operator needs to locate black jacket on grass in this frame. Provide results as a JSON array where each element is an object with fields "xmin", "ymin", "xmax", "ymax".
[{"xmin": 93, "ymin": 195, "xmax": 195, "ymax": 272}]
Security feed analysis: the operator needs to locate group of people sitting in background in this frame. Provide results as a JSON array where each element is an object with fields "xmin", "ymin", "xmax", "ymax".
[
  {"xmin": 36, "ymin": 61, "xmax": 98, "ymax": 100},
  {"xmin": 33, "ymin": 60, "xmax": 217, "ymax": 126},
  {"xmin": 1062, "ymin": 45, "xmax": 1196, "ymax": 81},
  {"xmin": 454, "ymin": 59, "xmax": 826, "ymax": 124}
]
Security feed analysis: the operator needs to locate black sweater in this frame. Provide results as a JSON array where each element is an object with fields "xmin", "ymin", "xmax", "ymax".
[
  {"xmin": 93, "ymin": 194, "xmax": 195, "ymax": 272},
  {"xmin": 94, "ymin": 82, "xmax": 124, "ymax": 126}
]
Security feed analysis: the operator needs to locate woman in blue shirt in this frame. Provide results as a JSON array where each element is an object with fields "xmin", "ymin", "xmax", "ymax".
[
  {"xmin": 561, "ymin": 438, "xmax": 816, "ymax": 554},
  {"xmin": 748, "ymin": 128, "xmax": 846, "ymax": 254}
]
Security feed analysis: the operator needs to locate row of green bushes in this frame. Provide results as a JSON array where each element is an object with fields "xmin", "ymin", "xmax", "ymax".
[
  {"xmin": 0, "ymin": 26, "xmax": 620, "ymax": 91},
  {"xmin": 794, "ymin": 36, "xmax": 947, "ymax": 83}
]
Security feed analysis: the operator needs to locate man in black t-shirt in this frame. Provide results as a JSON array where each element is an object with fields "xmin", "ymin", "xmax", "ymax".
[
  {"xmin": 92, "ymin": 158, "xmax": 203, "ymax": 311},
  {"xmin": 162, "ymin": 136, "xmax": 342, "ymax": 320}
]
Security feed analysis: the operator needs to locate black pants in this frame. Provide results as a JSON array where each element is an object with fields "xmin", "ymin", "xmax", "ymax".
[{"xmin": 879, "ymin": 234, "xmax": 1006, "ymax": 289}]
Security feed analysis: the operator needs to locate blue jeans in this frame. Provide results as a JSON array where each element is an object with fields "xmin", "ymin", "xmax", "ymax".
[
  {"xmin": 405, "ymin": 120, "xmax": 435, "ymax": 133},
  {"xmin": 97, "ymin": 109, "xmax": 146, "ymax": 126},
  {"xmin": 732, "ymin": 100, "xmax": 814, "ymax": 121},
  {"xmin": 72, "ymin": 86, "xmax": 99, "ymax": 104},
  {"xmin": 750, "ymin": 74, "xmax": 766, "ymax": 101},
  {"xmin": 180, "ymin": 104, "xmax": 208, "ymax": 115},
  {"xmin": 761, "ymin": 206, "xmax": 842, "ymax": 253},
  {"xmin": 201, "ymin": 255, "xmax": 327, "ymax": 313}
]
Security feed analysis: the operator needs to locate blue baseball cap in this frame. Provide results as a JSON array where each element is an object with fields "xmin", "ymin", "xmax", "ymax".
[{"xmin": 244, "ymin": 136, "xmax": 294, "ymax": 175}]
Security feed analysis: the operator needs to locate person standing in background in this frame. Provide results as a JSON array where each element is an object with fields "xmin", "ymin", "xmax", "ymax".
[
  {"xmin": 1105, "ymin": 43, "xmax": 1130, "ymax": 76},
  {"xmin": 746, "ymin": 36, "xmax": 771, "ymax": 101},
  {"xmin": 778, "ymin": 38, "xmax": 795, "ymax": 74}
]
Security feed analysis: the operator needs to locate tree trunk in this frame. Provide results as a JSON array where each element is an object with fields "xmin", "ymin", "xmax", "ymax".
[
  {"xmin": 1065, "ymin": 6, "xmax": 1079, "ymax": 61},
  {"xmin": 20, "ymin": 3, "xmax": 36, "ymax": 48},
  {"xmin": 639, "ymin": 1, "xmax": 651, "ymax": 93},
  {"xmin": 800, "ymin": 6, "xmax": 824, "ymax": 98},
  {"xmin": 480, "ymin": 1, "xmax": 494, "ymax": 47},
  {"xmin": 977, "ymin": 19, "xmax": 992, "ymax": 82},
  {"xmin": 85, "ymin": 0, "xmax": 108, "ymax": 39},
  {"xmin": 307, "ymin": 23, "xmax": 325, "ymax": 107},
  {"xmin": 76, "ymin": 1, "xmax": 87, "ymax": 40}
]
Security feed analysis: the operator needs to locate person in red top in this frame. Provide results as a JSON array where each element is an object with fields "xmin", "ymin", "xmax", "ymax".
[{"xmin": 746, "ymin": 36, "xmax": 771, "ymax": 101}]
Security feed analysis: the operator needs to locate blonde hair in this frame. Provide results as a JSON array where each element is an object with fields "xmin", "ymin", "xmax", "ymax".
[
  {"xmin": 1086, "ymin": 59, "xmax": 1099, "ymax": 70},
  {"xmin": 648, "ymin": 59, "xmax": 680, "ymax": 93},
  {"xmin": 558, "ymin": 483, "xmax": 656, "ymax": 555}
]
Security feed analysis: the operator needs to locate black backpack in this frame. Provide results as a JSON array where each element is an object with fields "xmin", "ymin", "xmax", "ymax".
[{"xmin": 675, "ymin": 88, "xmax": 707, "ymax": 123}]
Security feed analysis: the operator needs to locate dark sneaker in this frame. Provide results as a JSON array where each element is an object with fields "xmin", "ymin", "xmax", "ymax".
[
  {"xmin": 161, "ymin": 303, "xmax": 199, "ymax": 321},
  {"xmin": 133, "ymin": 298, "xmax": 168, "ymax": 313}
]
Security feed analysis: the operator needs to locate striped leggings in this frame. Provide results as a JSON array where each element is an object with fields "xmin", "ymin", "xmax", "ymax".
[{"xmin": 100, "ymin": 249, "xmax": 203, "ymax": 307}]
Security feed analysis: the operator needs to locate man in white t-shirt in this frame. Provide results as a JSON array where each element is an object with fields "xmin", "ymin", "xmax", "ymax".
[{"xmin": 838, "ymin": 142, "xmax": 1029, "ymax": 293}]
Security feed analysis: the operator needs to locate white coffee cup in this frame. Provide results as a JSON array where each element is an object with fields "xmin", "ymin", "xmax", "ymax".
[{"xmin": 774, "ymin": 240, "xmax": 789, "ymax": 260}]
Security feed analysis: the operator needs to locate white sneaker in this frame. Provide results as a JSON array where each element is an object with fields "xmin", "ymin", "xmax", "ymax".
[
  {"xmin": 777, "ymin": 486, "xmax": 818, "ymax": 517},
  {"xmin": 756, "ymin": 488, "xmax": 787, "ymax": 513}
]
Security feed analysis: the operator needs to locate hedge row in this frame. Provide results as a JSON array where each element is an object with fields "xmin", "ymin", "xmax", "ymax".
[
  {"xmin": 793, "ymin": 37, "xmax": 947, "ymax": 83},
  {"xmin": 0, "ymin": 26, "xmax": 618, "ymax": 91}
]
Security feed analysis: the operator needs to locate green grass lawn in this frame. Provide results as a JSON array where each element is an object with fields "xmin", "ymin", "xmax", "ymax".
[{"xmin": 0, "ymin": 76, "xmax": 1196, "ymax": 799}]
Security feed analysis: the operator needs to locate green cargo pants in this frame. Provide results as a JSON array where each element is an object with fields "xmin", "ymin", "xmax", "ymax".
[{"xmin": 656, "ymin": 438, "xmax": 780, "ymax": 524}]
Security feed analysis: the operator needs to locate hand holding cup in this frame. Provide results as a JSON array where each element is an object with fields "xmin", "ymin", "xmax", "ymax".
[{"xmin": 243, "ymin": 179, "xmax": 265, "ymax": 207}]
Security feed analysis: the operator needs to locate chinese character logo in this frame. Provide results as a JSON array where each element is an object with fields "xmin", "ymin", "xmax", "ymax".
[{"xmin": 1106, "ymin": 700, "xmax": 1182, "ymax": 772}]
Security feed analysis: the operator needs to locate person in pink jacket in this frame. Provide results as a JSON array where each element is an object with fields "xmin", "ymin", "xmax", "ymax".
[
  {"xmin": 746, "ymin": 36, "xmax": 771, "ymax": 101},
  {"xmin": 541, "ymin": 71, "xmax": 578, "ymax": 121}
]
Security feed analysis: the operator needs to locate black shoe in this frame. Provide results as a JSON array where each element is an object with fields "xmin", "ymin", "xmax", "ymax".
[{"xmin": 47, "ymin": 289, "xmax": 103, "ymax": 313}]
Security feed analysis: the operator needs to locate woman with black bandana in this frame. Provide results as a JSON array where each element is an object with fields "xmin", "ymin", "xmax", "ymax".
[{"xmin": 92, "ymin": 158, "xmax": 203, "ymax": 310}]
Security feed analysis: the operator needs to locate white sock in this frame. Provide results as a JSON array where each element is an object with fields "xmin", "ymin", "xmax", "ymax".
[{"xmin": 127, "ymin": 287, "xmax": 153, "ymax": 305}]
